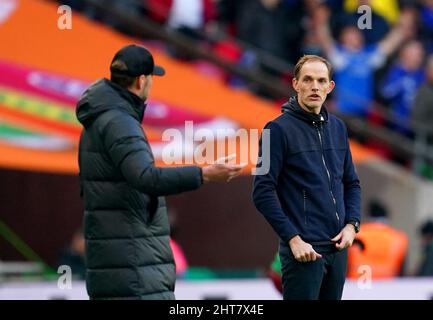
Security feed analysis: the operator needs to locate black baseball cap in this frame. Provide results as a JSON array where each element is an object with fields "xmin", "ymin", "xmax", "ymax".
[{"xmin": 110, "ymin": 44, "xmax": 165, "ymax": 77}]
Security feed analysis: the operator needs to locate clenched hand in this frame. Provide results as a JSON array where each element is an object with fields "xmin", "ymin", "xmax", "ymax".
[
  {"xmin": 289, "ymin": 235, "xmax": 322, "ymax": 263},
  {"xmin": 331, "ymin": 224, "xmax": 356, "ymax": 250}
]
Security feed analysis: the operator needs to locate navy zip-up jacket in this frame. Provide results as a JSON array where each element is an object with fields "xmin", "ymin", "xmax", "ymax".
[{"xmin": 252, "ymin": 97, "xmax": 361, "ymax": 244}]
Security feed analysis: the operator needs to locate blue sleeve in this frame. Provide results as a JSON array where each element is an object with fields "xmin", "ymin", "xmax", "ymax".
[
  {"xmin": 342, "ymin": 128, "xmax": 362, "ymax": 224},
  {"xmin": 366, "ymin": 44, "xmax": 386, "ymax": 69},
  {"xmin": 252, "ymin": 121, "xmax": 299, "ymax": 243},
  {"xmin": 381, "ymin": 66, "xmax": 403, "ymax": 99}
]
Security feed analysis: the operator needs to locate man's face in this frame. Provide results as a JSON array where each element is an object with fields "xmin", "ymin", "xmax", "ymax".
[
  {"xmin": 340, "ymin": 27, "xmax": 364, "ymax": 52},
  {"xmin": 359, "ymin": 0, "xmax": 371, "ymax": 5},
  {"xmin": 261, "ymin": 0, "xmax": 280, "ymax": 9},
  {"xmin": 424, "ymin": 0, "xmax": 433, "ymax": 9},
  {"xmin": 292, "ymin": 60, "xmax": 335, "ymax": 114},
  {"xmin": 138, "ymin": 74, "xmax": 153, "ymax": 100},
  {"xmin": 400, "ymin": 41, "xmax": 425, "ymax": 71}
]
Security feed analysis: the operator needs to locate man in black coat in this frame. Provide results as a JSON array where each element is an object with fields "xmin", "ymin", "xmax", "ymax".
[{"xmin": 76, "ymin": 44, "xmax": 243, "ymax": 299}]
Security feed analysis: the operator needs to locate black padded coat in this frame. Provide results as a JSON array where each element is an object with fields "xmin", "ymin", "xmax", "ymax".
[{"xmin": 76, "ymin": 79, "xmax": 202, "ymax": 299}]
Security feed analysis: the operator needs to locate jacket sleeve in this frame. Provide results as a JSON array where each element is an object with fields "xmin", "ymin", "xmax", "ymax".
[
  {"xmin": 252, "ymin": 121, "xmax": 299, "ymax": 243},
  {"xmin": 98, "ymin": 110, "xmax": 202, "ymax": 196},
  {"xmin": 342, "ymin": 128, "xmax": 362, "ymax": 224}
]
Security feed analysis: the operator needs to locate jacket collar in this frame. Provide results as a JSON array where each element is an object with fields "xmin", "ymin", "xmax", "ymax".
[
  {"xmin": 104, "ymin": 79, "xmax": 147, "ymax": 122},
  {"xmin": 281, "ymin": 96, "xmax": 328, "ymax": 125}
]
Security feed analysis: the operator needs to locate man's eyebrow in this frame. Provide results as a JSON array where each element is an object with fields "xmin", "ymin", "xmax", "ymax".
[{"xmin": 301, "ymin": 75, "xmax": 328, "ymax": 81}]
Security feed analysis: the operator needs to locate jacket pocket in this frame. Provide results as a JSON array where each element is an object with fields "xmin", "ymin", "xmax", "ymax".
[{"xmin": 303, "ymin": 189, "xmax": 308, "ymax": 225}]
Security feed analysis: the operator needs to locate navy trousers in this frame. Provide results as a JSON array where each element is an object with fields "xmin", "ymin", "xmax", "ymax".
[{"xmin": 279, "ymin": 242, "xmax": 348, "ymax": 300}]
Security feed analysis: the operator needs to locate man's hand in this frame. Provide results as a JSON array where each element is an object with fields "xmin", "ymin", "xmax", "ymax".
[
  {"xmin": 379, "ymin": 8, "xmax": 416, "ymax": 56},
  {"xmin": 331, "ymin": 224, "xmax": 356, "ymax": 250},
  {"xmin": 289, "ymin": 235, "xmax": 322, "ymax": 263},
  {"xmin": 312, "ymin": 4, "xmax": 330, "ymax": 27},
  {"xmin": 398, "ymin": 8, "xmax": 417, "ymax": 37},
  {"xmin": 311, "ymin": 4, "xmax": 335, "ymax": 57},
  {"xmin": 202, "ymin": 155, "xmax": 246, "ymax": 183}
]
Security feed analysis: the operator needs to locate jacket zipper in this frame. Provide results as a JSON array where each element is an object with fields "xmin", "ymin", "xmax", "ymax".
[
  {"xmin": 303, "ymin": 189, "xmax": 307, "ymax": 225},
  {"xmin": 314, "ymin": 121, "xmax": 340, "ymax": 228}
]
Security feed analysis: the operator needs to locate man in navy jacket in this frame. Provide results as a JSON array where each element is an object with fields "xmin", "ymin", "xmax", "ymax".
[{"xmin": 253, "ymin": 55, "xmax": 361, "ymax": 300}]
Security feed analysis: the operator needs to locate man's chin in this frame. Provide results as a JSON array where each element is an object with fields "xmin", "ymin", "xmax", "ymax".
[{"xmin": 304, "ymin": 102, "xmax": 321, "ymax": 111}]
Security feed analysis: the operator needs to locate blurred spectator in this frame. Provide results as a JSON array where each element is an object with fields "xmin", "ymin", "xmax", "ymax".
[
  {"xmin": 333, "ymin": 0, "xmax": 391, "ymax": 45},
  {"xmin": 165, "ymin": 0, "xmax": 217, "ymax": 60},
  {"xmin": 380, "ymin": 40, "xmax": 425, "ymax": 134},
  {"xmin": 411, "ymin": 55, "xmax": 433, "ymax": 179},
  {"xmin": 61, "ymin": 0, "xmax": 86, "ymax": 11},
  {"xmin": 57, "ymin": 228, "xmax": 85, "ymax": 280},
  {"xmin": 347, "ymin": 200, "xmax": 408, "ymax": 279},
  {"xmin": 236, "ymin": 0, "xmax": 302, "ymax": 66},
  {"xmin": 213, "ymin": 40, "xmax": 250, "ymax": 88},
  {"xmin": 343, "ymin": 0, "xmax": 400, "ymax": 25},
  {"xmin": 419, "ymin": 0, "xmax": 433, "ymax": 54},
  {"xmin": 79, "ymin": 0, "xmax": 144, "ymax": 34},
  {"xmin": 412, "ymin": 54, "xmax": 433, "ymax": 126},
  {"xmin": 302, "ymin": 0, "xmax": 338, "ymax": 56},
  {"xmin": 146, "ymin": 0, "xmax": 172, "ymax": 24},
  {"xmin": 315, "ymin": 5, "xmax": 416, "ymax": 117},
  {"xmin": 170, "ymin": 238, "xmax": 188, "ymax": 276},
  {"xmin": 417, "ymin": 220, "xmax": 433, "ymax": 276},
  {"xmin": 109, "ymin": 0, "xmax": 143, "ymax": 17},
  {"xmin": 215, "ymin": 0, "xmax": 246, "ymax": 36},
  {"xmin": 167, "ymin": 0, "xmax": 216, "ymax": 31}
]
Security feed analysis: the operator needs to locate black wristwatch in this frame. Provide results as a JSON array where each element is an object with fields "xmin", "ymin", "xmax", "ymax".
[{"xmin": 347, "ymin": 220, "xmax": 360, "ymax": 233}]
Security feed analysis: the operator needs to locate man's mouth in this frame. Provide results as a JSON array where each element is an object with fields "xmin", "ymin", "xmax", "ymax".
[{"xmin": 308, "ymin": 94, "xmax": 321, "ymax": 100}]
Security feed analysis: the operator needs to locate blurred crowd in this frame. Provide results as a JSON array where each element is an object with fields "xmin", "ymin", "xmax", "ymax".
[{"xmin": 62, "ymin": 0, "xmax": 433, "ymax": 177}]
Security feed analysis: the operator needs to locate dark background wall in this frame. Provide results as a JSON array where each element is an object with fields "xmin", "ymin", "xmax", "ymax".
[
  {"xmin": 0, "ymin": 169, "xmax": 84, "ymax": 267},
  {"xmin": 168, "ymin": 176, "xmax": 278, "ymax": 269},
  {"xmin": 0, "ymin": 169, "xmax": 278, "ymax": 270}
]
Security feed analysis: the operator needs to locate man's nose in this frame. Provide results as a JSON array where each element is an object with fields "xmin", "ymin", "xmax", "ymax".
[{"xmin": 311, "ymin": 80, "xmax": 319, "ymax": 90}]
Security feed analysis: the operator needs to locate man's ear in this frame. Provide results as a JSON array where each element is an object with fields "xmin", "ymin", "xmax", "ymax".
[
  {"xmin": 292, "ymin": 78, "xmax": 299, "ymax": 93},
  {"xmin": 137, "ymin": 75, "xmax": 146, "ymax": 90},
  {"xmin": 327, "ymin": 80, "xmax": 336, "ymax": 94}
]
